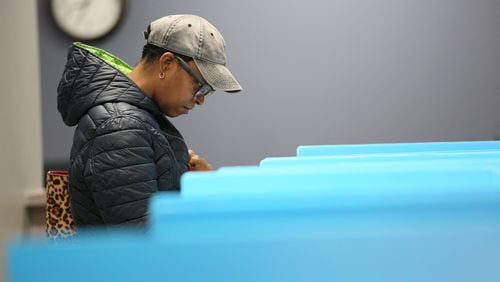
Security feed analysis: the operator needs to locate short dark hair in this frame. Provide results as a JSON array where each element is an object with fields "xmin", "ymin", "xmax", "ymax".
[{"xmin": 141, "ymin": 44, "xmax": 192, "ymax": 64}]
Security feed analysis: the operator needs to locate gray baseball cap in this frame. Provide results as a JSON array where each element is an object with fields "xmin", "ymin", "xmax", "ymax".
[{"xmin": 145, "ymin": 14, "xmax": 242, "ymax": 92}]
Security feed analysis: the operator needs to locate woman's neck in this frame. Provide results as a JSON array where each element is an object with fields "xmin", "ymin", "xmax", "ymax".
[{"xmin": 128, "ymin": 61, "xmax": 155, "ymax": 98}]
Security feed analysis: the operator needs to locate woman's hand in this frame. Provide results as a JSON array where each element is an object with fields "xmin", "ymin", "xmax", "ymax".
[{"xmin": 188, "ymin": 149, "xmax": 213, "ymax": 171}]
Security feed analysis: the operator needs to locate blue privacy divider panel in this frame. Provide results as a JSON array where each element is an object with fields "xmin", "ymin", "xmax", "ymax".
[
  {"xmin": 150, "ymin": 174, "xmax": 500, "ymax": 242},
  {"xmin": 260, "ymin": 150, "xmax": 500, "ymax": 168},
  {"xmin": 149, "ymin": 168, "xmax": 500, "ymax": 241},
  {"xmin": 8, "ymin": 216, "xmax": 500, "ymax": 282},
  {"xmin": 296, "ymin": 140, "xmax": 500, "ymax": 157},
  {"xmin": 178, "ymin": 166, "xmax": 500, "ymax": 199}
]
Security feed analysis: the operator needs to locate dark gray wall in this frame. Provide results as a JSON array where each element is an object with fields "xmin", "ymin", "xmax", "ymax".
[{"xmin": 38, "ymin": 0, "xmax": 500, "ymax": 169}]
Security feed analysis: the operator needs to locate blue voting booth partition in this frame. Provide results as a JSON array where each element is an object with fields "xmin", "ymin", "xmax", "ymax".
[
  {"xmin": 259, "ymin": 150, "xmax": 500, "ymax": 169},
  {"xmin": 296, "ymin": 140, "xmax": 500, "ymax": 157},
  {"xmin": 8, "ymin": 141, "xmax": 500, "ymax": 281},
  {"xmin": 260, "ymin": 140, "xmax": 500, "ymax": 173}
]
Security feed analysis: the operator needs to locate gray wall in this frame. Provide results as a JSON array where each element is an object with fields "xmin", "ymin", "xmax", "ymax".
[{"xmin": 38, "ymin": 0, "xmax": 500, "ymax": 169}]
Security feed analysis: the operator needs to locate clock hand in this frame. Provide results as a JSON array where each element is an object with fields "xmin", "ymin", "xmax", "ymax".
[
  {"xmin": 78, "ymin": 0, "xmax": 91, "ymax": 10},
  {"xmin": 71, "ymin": 0, "xmax": 93, "ymax": 28}
]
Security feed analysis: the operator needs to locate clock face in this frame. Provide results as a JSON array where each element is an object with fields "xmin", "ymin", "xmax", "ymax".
[{"xmin": 50, "ymin": 0, "xmax": 125, "ymax": 41}]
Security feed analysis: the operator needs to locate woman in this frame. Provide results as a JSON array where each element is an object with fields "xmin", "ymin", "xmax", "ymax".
[{"xmin": 57, "ymin": 14, "xmax": 242, "ymax": 228}]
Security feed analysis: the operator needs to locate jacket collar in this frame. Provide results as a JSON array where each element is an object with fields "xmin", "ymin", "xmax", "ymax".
[{"xmin": 58, "ymin": 43, "xmax": 167, "ymax": 127}]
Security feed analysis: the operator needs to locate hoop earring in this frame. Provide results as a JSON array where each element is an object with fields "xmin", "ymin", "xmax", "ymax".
[{"xmin": 159, "ymin": 72, "xmax": 165, "ymax": 80}]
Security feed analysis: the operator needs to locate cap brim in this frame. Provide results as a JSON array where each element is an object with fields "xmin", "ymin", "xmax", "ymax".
[{"xmin": 194, "ymin": 59, "xmax": 242, "ymax": 93}]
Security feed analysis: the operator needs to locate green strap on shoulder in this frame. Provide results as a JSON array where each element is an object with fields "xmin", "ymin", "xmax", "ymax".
[{"xmin": 73, "ymin": 42, "xmax": 133, "ymax": 75}]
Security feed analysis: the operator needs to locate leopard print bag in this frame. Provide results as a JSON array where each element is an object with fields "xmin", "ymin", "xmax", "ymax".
[{"xmin": 45, "ymin": 170, "xmax": 76, "ymax": 239}]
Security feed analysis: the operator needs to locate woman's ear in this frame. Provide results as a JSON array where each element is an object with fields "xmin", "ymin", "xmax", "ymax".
[{"xmin": 159, "ymin": 52, "xmax": 175, "ymax": 73}]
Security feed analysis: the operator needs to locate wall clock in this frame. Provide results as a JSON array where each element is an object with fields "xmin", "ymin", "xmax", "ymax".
[{"xmin": 50, "ymin": 0, "xmax": 126, "ymax": 41}]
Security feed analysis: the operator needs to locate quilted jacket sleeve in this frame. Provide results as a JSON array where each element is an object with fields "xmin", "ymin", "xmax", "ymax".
[{"xmin": 84, "ymin": 114, "xmax": 162, "ymax": 226}]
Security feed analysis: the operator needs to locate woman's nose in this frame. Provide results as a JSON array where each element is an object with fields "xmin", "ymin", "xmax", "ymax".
[{"xmin": 194, "ymin": 95, "xmax": 205, "ymax": 105}]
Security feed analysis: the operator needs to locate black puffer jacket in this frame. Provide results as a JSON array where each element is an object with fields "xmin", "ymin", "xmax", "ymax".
[{"xmin": 57, "ymin": 43, "xmax": 188, "ymax": 228}]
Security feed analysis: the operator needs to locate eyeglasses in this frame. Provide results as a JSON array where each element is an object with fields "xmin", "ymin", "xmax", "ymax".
[{"xmin": 175, "ymin": 55, "xmax": 214, "ymax": 99}]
